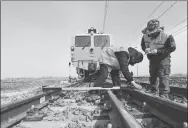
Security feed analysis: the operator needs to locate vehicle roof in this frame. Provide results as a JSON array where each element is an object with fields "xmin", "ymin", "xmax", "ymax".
[{"xmin": 74, "ymin": 33, "xmax": 111, "ymax": 36}]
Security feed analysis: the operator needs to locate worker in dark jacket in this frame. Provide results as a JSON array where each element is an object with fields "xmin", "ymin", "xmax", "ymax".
[
  {"xmin": 141, "ymin": 19, "xmax": 176, "ymax": 98},
  {"xmin": 91, "ymin": 46, "xmax": 143, "ymax": 90}
]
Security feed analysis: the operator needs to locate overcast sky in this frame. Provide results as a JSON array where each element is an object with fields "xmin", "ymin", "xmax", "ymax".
[{"xmin": 1, "ymin": 1, "xmax": 187, "ymax": 79}]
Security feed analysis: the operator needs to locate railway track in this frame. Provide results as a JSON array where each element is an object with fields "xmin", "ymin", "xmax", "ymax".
[
  {"xmin": 135, "ymin": 82, "xmax": 187, "ymax": 99},
  {"xmin": 1, "ymin": 80, "xmax": 187, "ymax": 128},
  {"xmin": 117, "ymin": 78, "xmax": 187, "ymax": 99}
]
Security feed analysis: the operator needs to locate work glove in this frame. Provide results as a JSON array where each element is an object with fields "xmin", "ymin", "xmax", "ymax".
[
  {"xmin": 145, "ymin": 48, "xmax": 157, "ymax": 55},
  {"xmin": 130, "ymin": 81, "xmax": 142, "ymax": 90},
  {"xmin": 145, "ymin": 48, "xmax": 151, "ymax": 54},
  {"xmin": 149, "ymin": 49, "xmax": 157, "ymax": 55}
]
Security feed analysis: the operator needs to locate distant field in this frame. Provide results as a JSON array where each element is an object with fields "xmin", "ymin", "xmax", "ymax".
[
  {"xmin": 133, "ymin": 76, "xmax": 187, "ymax": 88},
  {"xmin": 1, "ymin": 77, "xmax": 67, "ymax": 91}
]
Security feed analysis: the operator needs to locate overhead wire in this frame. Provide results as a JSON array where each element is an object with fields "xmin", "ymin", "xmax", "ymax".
[
  {"xmin": 156, "ymin": 1, "xmax": 177, "ymax": 19},
  {"xmin": 135, "ymin": 1, "xmax": 164, "ymax": 33},
  {"xmin": 147, "ymin": 1, "xmax": 165, "ymax": 19},
  {"xmin": 167, "ymin": 18, "xmax": 187, "ymax": 31},
  {"xmin": 131, "ymin": 1, "xmax": 178, "ymax": 47},
  {"xmin": 126, "ymin": 1, "xmax": 164, "ymax": 44},
  {"xmin": 173, "ymin": 28, "xmax": 187, "ymax": 36},
  {"xmin": 102, "ymin": 0, "xmax": 109, "ymax": 33},
  {"xmin": 137, "ymin": 1, "xmax": 164, "ymax": 30},
  {"xmin": 171, "ymin": 25, "xmax": 187, "ymax": 35}
]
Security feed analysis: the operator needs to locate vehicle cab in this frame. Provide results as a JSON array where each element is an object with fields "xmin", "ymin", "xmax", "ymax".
[{"xmin": 70, "ymin": 27, "xmax": 113, "ymax": 78}]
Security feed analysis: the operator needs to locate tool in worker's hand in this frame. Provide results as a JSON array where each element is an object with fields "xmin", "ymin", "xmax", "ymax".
[{"xmin": 127, "ymin": 81, "xmax": 142, "ymax": 90}]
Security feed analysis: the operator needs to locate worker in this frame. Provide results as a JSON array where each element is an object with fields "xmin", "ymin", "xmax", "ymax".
[
  {"xmin": 141, "ymin": 19, "xmax": 176, "ymax": 98},
  {"xmin": 90, "ymin": 46, "xmax": 144, "ymax": 90}
]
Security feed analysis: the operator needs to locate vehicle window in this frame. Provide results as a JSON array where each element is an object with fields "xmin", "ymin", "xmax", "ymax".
[
  {"xmin": 94, "ymin": 35, "xmax": 110, "ymax": 47},
  {"xmin": 75, "ymin": 36, "xmax": 91, "ymax": 47}
]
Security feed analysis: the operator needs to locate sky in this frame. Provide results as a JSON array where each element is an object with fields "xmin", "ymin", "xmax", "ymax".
[{"xmin": 1, "ymin": 1, "xmax": 187, "ymax": 79}]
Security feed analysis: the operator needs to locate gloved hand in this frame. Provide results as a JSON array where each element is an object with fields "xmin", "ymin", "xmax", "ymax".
[
  {"xmin": 130, "ymin": 81, "xmax": 142, "ymax": 90},
  {"xmin": 145, "ymin": 48, "xmax": 151, "ymax": 54},
  {"xmin": 149, "ymin": 49, "xmax": 157, "ymax": 55}
]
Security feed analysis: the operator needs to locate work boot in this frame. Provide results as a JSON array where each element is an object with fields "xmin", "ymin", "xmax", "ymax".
[
  {"xmin": 151, "ymin": 91, "xmax": 159, "ymax": 97},
  {"xmin": 145, "ymin": 86, "xmax": 159, "ymax": 97},
  {"xmin": 159, "ymin": 93, "xmax": 169, "ymax": 99}
]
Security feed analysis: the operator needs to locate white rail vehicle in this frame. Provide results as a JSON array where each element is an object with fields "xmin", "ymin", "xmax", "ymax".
[{"xmin": 70, "ymin": 28, "xmax": 113, "ymax": 79}]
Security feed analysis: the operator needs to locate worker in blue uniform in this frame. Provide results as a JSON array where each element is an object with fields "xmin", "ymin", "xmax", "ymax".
[
  {"xmin": 91, "ymin": 46, "xmax": 144, "ymax": 90},
  {"xmin": 141, "ymin": 19, "xmax": 176, "ymax": 98}
]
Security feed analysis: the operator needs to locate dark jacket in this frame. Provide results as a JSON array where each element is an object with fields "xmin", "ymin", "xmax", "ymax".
[
  {"xmin": 114, "ymin": 51, "xmax": 133, "ymax": 82},
  {"xmin": 141, "ymin": 33, "xmax": 176, "ymax": 65}
]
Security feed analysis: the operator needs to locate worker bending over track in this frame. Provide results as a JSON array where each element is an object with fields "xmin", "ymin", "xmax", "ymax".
[
  {"xmin": 91, "ymin": 46, "xmax": 144, "ymax": 90},
  {"xmin": 141, "ymin": 19, "xmax": 176, "ymax": 98}
]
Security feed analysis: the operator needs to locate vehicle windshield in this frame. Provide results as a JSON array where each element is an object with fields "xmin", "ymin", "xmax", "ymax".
[
  {"xmin": 94, "ymin": 35, "xmax": 110, "ymax": 47},
  {"xmin": 75, "ymin": 36, "xmax": 91, "ymax": 47}
]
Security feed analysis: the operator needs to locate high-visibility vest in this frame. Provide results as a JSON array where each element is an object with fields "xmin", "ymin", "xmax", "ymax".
[
  {"xmin": 143, "ymin": 32, "xmax": 169, "ymax": 51},
  {"xmin": 98, "ymin": 46, "xmax": 130, "ymax": 71}
]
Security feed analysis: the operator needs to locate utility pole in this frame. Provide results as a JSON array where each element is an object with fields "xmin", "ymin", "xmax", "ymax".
[
  {"xmin": 69, "ymin": 62, "xmax": 71, "ymax": 82},
  {"xmin": 137, "ymin": 64, "xmax": 138, "ymax": 77}
]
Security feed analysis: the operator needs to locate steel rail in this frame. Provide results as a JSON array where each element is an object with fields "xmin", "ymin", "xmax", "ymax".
[
  {"xmin": 111, "ymin": 78, "xmax": 187, "ymax": 98},
  {"xmin": 122, "ymin": 88, "xmax": 187, "ymax": 128},
  {"xmin": 0, "ymin": 80, "xmax": 83, "ymax": 128},
  {"xmin": 107, "ymin": 90, "xmax": 143, "ymax": 128},
  {"xmin": 138, "ymin": 82, "xmax": 187, "ymax": 98},
  {"xmin": 1, "ymin": 90, "xmax": 61, "ymax": 128}
]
